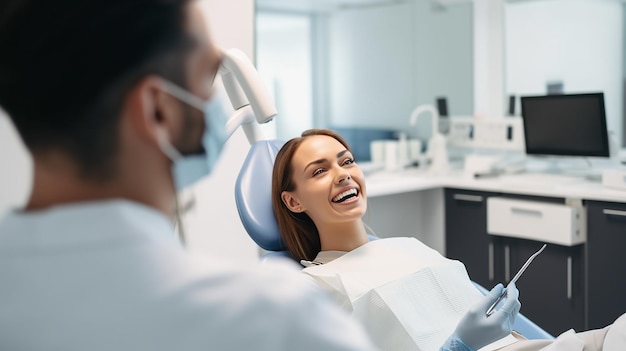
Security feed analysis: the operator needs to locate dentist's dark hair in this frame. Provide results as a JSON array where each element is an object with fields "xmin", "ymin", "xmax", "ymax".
[
  {"xmin": 0, "ymin": 0, "xmax": 194, "ymax": 180},
  {"xmin": 272, "ymin": 129, "xmax": 352, "ymax": 262}
]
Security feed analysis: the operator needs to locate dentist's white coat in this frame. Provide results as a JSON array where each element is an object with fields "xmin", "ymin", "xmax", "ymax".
[{"xmin": 0, "ymin": 200, "xmax": 376, "ymax": 351}]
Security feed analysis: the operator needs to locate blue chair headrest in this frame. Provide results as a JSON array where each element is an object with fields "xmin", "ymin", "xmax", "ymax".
[{"xmin": 235, "ymin": 139, "xmax": 286, "ymax": 252}]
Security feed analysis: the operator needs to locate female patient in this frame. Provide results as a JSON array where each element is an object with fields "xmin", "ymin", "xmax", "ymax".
[
  {"xmin": 271, "ymin": 129, "xmax": 625, "ymax": 351},
  {"xmin": 271, "ymin": 129, "xmax": 520, "ymax": 351}
]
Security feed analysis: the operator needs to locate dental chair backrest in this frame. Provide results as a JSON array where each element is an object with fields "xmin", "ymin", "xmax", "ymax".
[{"xmin": 235, "ymin": 139, "xmax": 293, "ymax": 260}]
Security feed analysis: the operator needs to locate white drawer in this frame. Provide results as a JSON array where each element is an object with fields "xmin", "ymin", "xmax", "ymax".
[{"xmin": 487, "ymin": 197, "xmax": 586, "ymax": 246}]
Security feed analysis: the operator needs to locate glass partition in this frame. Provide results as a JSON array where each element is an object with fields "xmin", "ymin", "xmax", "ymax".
[
  {"xmin": 256, "ymin": 12, "xmax": 313, "ymax": 139},
  {"xmin": 255, "ymin": 0, "xmax": 474, "ymax": 144}
]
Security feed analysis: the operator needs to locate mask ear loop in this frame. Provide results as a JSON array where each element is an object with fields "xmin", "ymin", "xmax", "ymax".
[
  {"xmin": 155, "ymin": 130, "xmax": 188, "ymax": 246},
  {"xmin": 174, "ymin": 192, "xmax": 198, "ymax": 247},
  {"xmin": 155, "ymin": 128, "xmax": 187, "ymax": 246},
  {"xmin": 175, "ymin": 198, "xmax": 187, "ymax": 247}
]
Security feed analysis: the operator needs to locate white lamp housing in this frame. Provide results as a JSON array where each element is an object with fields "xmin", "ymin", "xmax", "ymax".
[{"xmin": 220, "ymin": 48, "xmax": 278, "ymax": 144}]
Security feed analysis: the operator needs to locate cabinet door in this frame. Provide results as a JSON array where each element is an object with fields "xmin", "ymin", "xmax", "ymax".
[
  {"xmin": 445, "ymin": 188, "xmax": 498, "ymax": 288},
  {"xmin": 504, "ymin": 238, "xmax": 584, "ymax": 336},
  {"xmin": 586, "ymin": 201, "xmax": 626, "ymax": 329}
]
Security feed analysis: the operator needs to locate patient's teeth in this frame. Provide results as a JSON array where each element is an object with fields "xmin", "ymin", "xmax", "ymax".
[{"xmin": 333, "ymin": 188, "xmax": 358, "ymax": 203}]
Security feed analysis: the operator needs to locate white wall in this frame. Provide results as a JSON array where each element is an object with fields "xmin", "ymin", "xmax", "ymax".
[
  {"xmin": 328, "ymin": 1, "xmax": 474, "ymax": 133},
  {"xmin": 505, "ymin": 0, "xmax": 623, "ymax": 145},
  {"xmin": 181, "ymin": 0, "xmax": 261, "ymax": 262},
  {"xmin": 0, "ymin": 110, "xmax": 32, "ymax": 215}
]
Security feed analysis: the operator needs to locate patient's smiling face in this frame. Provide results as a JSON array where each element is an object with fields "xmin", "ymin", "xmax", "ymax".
[{"xmin": 281, "ymin": 135, "xmax": 367, "ymax": 226}]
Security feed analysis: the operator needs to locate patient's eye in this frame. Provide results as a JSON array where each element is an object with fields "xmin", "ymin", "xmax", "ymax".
[
  {"xmin": 342, "ymin": 157, "xmax": 355, "ymax": 166},
  {"xmin": 312, "ymin": 168, "xmax": 326, "ymax": 176}
]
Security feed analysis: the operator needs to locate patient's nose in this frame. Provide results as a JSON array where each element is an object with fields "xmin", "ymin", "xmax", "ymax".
[{"xmin": 336, "ymin": 170, "xmax": 351, "ymax": 184}]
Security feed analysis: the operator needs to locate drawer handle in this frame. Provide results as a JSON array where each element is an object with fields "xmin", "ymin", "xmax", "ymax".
[
  {"xmin": 488, "ymin": 243, "xmax": 494, "ymax": 281},
  {"xmin": 602, "ymin": 209, "xmax": 626, "ymax": 217},
  {"xmin": 453, "ymin": 194, "xmax": 483, "ymax": 203},
  {"xmin": 567, "ymin": 256, "xmax": 572, "ymax": 300},
  {"xmin": 511, "ymin": 207, "xmax": 543, "ymax": 217},
  {"xmin": 504, "ymin": 245, "xmax": 510, "ymax": 283}
]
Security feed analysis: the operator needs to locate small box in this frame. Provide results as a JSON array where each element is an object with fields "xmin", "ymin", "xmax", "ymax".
[{"xmin": 602, "ymin": 168, "xmax": 626, "ymax": 191}]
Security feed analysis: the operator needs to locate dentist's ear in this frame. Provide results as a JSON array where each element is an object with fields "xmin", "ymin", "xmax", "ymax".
[
  {"xmin": 281, "ymin": 191, "xmax": 304, "ymax": 213},
  {"xmin": 124, "ymin": 76, "xmax": 179, "ymax": 148}
]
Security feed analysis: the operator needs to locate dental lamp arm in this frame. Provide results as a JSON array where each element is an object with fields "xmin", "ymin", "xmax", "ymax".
[{"xmin": 219, "ymin": 48, "xmax": 277, "ymax": 144}]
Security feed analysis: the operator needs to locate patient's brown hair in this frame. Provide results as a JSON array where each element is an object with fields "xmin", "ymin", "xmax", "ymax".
[{"xmin": 272, "ymin": 129, "xmax": 352, "ymax": 261}]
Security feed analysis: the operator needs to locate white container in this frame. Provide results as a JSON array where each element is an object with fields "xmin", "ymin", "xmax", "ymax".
[
  {"xmin": 602, "ymin": 168, "xmax": 626, "ymax": 191},
  {"xmin": 370, "ymin": 139, "xmax": 401, "ymax": 170},
  {"xmin": 384, "ymin": 140, "xmax": 400, "ymax": 171},
  {"xmin": 370, "ymin": 140, "xmax": 387, "ymax": 164},
  {"xmin": 371, "ymin": 138, "xmax": 422, "ymax": 169},
  {"xmin": 408, "ymin": 139, "xmax": 422, "ymax": 162},
  {"xmin": 487, "ymin": 197, "xmax": 586, "ymax": 246}
]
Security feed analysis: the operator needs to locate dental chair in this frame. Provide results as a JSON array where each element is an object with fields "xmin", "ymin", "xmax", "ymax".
[{"xmin": 234, "ymin": 139, "xmax": 554, "ymax": 341}]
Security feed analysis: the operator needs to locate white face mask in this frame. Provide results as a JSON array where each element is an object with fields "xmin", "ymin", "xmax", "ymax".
[{"xmin": 157, "ymin": 80, "xmax": 229, "ymax": 190}]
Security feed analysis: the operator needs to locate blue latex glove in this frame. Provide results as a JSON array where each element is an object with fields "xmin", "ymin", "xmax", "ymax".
[{"xmin": 441, "ymin": 283, "xmax": 520, "ymax": 351}]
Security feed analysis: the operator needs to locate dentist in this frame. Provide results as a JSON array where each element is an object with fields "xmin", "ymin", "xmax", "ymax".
[{"xmin": 0, "ymin": 1, "xmax": 376, "ymax": 350}]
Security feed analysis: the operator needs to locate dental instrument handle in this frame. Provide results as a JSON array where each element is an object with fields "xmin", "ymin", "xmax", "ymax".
[
  {"xmin": 485, "ymin": 244, "xmax": 547, "ymax": 316},
  {"xmin": 485, "ymin": 290, "xmax": 508, "ymax": 317}
]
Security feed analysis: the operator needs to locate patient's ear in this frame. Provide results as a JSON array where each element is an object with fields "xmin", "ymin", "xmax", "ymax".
[{"xmin": 281, "ymin": 191, "xmax": 304, "ymax": 213}]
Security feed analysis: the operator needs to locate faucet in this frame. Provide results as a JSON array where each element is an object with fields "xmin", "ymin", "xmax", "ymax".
[{"xmin": 409, "ymin": 104, "xmax": 449, "ymax": 174}]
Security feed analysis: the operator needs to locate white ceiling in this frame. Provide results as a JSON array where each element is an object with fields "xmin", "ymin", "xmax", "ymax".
[
  {"xmin": 256, "ymin": 0, "xmax": 408, "ymax": 13},
  {"xmin": 257, "ymin": 0, "xmax": 626, "ymax": 13}
]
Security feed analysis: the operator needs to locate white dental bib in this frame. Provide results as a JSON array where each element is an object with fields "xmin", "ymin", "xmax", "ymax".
[{"xmin": 303, "ymin": 237, "xmax": 516, "ymax": 351}]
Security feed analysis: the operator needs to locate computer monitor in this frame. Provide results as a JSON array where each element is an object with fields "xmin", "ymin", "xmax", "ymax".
[{"xmin": 520, "ymin": 92, "xmax": 609, "ymax": 158}]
